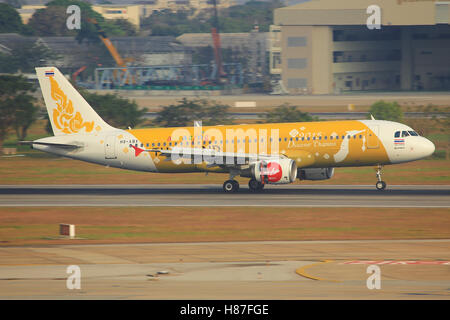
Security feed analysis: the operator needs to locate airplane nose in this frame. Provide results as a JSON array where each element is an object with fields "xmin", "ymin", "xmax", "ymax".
[{"xmin": 422, "ymin": 138, "xmax": 435, "ymax": 158}]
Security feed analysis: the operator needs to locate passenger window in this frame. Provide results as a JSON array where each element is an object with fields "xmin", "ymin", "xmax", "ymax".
[{"xmin": 402, "ymin": 131, "xmax": 409, "ymax": 137}]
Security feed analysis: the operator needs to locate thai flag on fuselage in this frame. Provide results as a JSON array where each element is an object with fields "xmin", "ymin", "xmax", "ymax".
[{"xmin": 394, "ymin": 138, "xmax": 405, "ymax": 145}]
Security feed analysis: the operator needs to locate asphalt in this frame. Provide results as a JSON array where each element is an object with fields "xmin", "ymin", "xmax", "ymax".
[
  {"xmin": 0, "ymin": 184, "xmax": 449, "ymax": 207},
  {"xmin": 0, "ymin": 240, "xmax": 449, "ymax": 299}
]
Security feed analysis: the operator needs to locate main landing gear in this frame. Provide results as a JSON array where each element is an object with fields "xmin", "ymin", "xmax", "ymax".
[
  {"xmin": 223, "ymin": 180, "xmax": 239, "ymax": 193},
  {"xmin": 375, "ymin": 164, "xmax": 387, "ymax": 191},
  {"xmin": 248, "ymin": 178, "xmax": 264, "ymax": 192}
]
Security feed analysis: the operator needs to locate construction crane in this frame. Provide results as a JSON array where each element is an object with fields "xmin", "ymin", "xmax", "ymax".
[
  {"xmin": 87, "ymin": 18, "xmax": 129, "ymax": 69},
  {"xmin": 210, "ymin": 0, "xmax": 227, "ymax": 84},
  {"xmin": 72, "ymin": 65, "xmax": 87, "ymax": 84},
  {"xmin": 87, "ymin": 18, "xmax": 134, "ymax": 85}
]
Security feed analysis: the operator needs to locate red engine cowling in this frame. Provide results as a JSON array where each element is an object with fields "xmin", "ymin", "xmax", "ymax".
[{"xmin": 252, "ymin": 159, "xmax": 297, "ymax": 184}]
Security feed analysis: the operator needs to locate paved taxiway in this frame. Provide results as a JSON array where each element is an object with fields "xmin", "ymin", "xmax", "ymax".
[
  {"xmin": 0, "ymin": 240, "xmax": 449, "ymax": 299},
  {"xmin": 0, "ymin": 184, "xmax": 449, "ymax": 207}
]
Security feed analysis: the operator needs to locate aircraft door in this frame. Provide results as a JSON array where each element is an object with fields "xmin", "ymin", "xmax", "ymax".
[
  {"xmin": 367, "ymin": 125, "xmax": 380, "ymax": 149},
  {"xmin": 105, "ymin": 135, "xmax": 117, "ymax": 159}
]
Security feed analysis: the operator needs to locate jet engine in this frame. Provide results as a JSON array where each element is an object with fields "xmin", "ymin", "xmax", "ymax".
[
  {"xmin": 251, "ymin": 159, "xmax": 297, "ymax": 184},
  {"xmin": 298, "ymin": 168, "xmax": 334, "ymax": 181}
]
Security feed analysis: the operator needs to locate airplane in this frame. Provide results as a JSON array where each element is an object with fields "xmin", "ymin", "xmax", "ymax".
[{"xmin": 23, "ymin": 67, "xmax": 436, "ymax": 192}]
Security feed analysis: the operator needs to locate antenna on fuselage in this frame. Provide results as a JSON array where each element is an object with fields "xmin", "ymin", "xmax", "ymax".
[{"xmin": 370, "ymin": 114, "xmax": 376, "ymax": 120}]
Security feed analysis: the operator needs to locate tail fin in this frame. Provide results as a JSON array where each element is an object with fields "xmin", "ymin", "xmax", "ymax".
[{"xmin": 36, "ymin": 67, "xmax": 114, "ymax": 136}]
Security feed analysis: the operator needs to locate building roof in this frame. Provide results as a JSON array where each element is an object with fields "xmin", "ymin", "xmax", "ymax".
[
  {"xmin": 177, "ymin": 32, "xmax": 269, "ymax": 48},
  {"xmin": 0, "ymin": 33, "xmax": 188, "ymax": 55},
  {"xmin": 275, "ymin": 0, "xmax": 449, "ymax": 26}
]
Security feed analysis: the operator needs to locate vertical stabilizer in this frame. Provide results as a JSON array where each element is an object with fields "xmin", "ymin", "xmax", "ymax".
[{"xmin": 36, "ymin": 67, "xmax": 114, "ymax": 136}]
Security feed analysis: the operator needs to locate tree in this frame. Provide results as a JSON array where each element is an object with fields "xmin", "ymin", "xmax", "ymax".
[
  {"xmin": 0, "ymin": 75, "xmax": 38, "ymax": 152},
  {"xmin": 14, "ymin": 95, "xmax": 39, "ymax": 140},
  {"xmin": 0, "ymin": 42, "xmax": 57, "ymax": 73},
  {"xmin": 141, "ymin": 1, "xmax": 284, "ymax": 36},
  {"xmin": 261, "ymin": 104, "xmax": 317, "ymax": 123},
  {"xmin": 28, "ymin": 6, "xmax": 76, "ymax": 36},
  {"xmin": 81, "ymin": 90, "xmax": 147, "ymax": 129},
  {"xmin": 0, "ymin": 3, "xmax": 25, "ymax": 33},
  {"xmin": 368, "ymin": 101, "xmax": 403, "ymax": 122},
  {"xmin": 154, "ymin": 98, "xmax": 232, "ymax": 127}
]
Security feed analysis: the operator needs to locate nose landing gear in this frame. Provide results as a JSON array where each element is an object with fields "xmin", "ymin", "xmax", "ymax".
[{"xmin": 375, "ymin": 165, "xmax": 387, "ymax": 191}]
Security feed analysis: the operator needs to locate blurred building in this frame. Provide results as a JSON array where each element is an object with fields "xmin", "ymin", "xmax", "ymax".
[
  {"xmin": 140, "ymin": 0, "xmax": 237, "ymax": 18},
  {"xmin": 0, "ymin": 33, "xmax": 191, "ymax": 70},
  {"xmin": 92, "ymin": 5, "xmax": 141, "ymax": 30},
  {"xmin": 17, "ymin": 5, "xmax": 46, "ymax": 24},
  {"xmin": 16, "ymin": 1, "xmax": 237, "ymax": 28},
  {"xmin": 271, "ymin": 0, "xmax": 450, "ymax": 94},
  {"xmin": 177, "ymin": 29, "xmax": 268, "ymax": 82}
]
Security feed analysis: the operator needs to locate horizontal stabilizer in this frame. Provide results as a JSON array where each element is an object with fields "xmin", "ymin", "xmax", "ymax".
[{"xmin": 19, "ymin": 141, "xmax": 81, "ymax": 149}]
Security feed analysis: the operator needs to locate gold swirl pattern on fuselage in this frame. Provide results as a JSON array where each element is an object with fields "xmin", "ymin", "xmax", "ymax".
[{"xmin": 49, "ymin": 76, "xmax": 94, "ymax": 134}]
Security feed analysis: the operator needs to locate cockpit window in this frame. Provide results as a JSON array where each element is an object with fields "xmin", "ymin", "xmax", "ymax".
[
  {"xmin": 408, "ymin": 131, "xmax": 419, "ymax": 136},
  {"xmin": 401, "ymin": 131, "xmax": 410, "ymax": 137},
  {"xmin": 394, "ymin": 131, "xmax": 400, "ymax": 138}
]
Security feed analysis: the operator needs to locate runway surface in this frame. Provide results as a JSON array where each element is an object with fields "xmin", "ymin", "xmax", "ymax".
[
  {"xmin": 0, "ymin": 184, "xmax": 449, "ymax": 207},
  {"xmin": 0, "ymin": 240, "xmax": 449, "ymax": 299}
]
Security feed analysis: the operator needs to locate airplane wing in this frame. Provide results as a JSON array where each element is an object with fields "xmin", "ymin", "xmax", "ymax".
[{"xmin": 145, "ymin": 147, "xmax": 285, "ymax": 167}]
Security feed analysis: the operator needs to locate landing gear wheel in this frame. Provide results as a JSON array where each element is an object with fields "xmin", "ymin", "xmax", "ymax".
[
  {"xmin": 375, "ymin": 165, "xmax": 387, "ymax": 191},
  {"xmin": 376, "ymin": 181, "xmax": 386, "ymax": 191},
  {"xmin": 223, "ymin": 180, "xmax": 239, "ymax": 193},
  {"xmin": 248, "ymin": 179, "xmax": 264, "ymax": 192}
]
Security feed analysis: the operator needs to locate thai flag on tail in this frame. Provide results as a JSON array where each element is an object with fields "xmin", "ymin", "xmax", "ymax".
[{"xmin": 45, "ymin": 71, "xmax": 54, "ymax": 77}]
